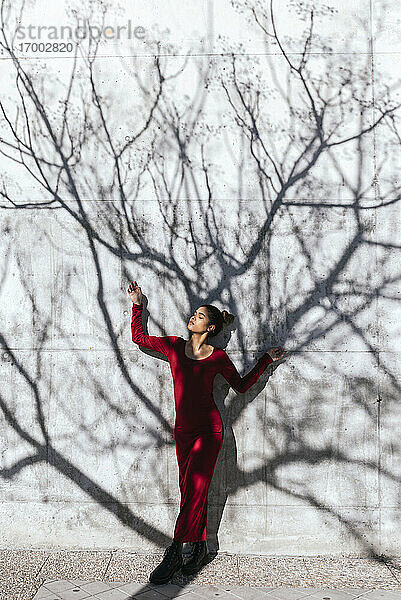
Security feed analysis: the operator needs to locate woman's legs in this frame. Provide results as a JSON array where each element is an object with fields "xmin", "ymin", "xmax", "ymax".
[{"xmin": 173, "ymin": 429, "xmax": 224, "ymax": 543}]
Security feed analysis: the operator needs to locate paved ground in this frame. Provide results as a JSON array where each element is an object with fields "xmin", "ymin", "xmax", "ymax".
[
  {"xmin": 30, "ymin": 579, "xmax": 401, "ymax": 600},
  {"xmin": 1, "ymin": 549, "xmax": 400, "ymax": 600}
]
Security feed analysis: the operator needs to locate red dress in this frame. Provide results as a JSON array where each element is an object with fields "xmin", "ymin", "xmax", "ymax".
[{"xmin": 131, "ymin": 302, "xmax": 273, "ymax": 542}]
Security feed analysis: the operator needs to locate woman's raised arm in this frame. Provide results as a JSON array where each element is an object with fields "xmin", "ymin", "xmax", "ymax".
[
  {"xmin": 131, "ymin": 303, "xmax": 173, "ymax": 357},
  {"xmin": 128, "ymin": 280, "xmax": 174, "ymax": 358}
]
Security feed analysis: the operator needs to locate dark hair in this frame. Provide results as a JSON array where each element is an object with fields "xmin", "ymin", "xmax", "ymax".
[{"xmin": 203, "ymin": 304, "xmax": 235, "ymax": 338}]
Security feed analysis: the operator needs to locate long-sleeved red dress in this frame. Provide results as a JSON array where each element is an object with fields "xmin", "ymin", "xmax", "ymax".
[{"xmin": 131, "ymin": 302, "xmax": 273, "ymax": 542}]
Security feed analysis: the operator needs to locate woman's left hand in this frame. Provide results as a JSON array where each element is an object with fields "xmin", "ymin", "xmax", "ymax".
[{"xmin": 267, "ymin": 347, "xmax": 286, "ymax": 361}]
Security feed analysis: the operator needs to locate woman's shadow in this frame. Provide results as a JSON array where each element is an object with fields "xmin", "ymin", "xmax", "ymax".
[{"xmin": 203, "ymin": 318, "xmax": 286, "ymax": 563}]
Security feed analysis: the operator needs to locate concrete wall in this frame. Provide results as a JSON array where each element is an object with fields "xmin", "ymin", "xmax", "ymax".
[{"xmin": 0, "ymin": 0, "xmax": 400, "ymax": 557}]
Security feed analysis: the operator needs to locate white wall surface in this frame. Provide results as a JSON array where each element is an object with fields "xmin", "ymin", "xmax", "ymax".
[{"xmin": 0, "ymin": 0, "xmax": 400, "ymax": 557}]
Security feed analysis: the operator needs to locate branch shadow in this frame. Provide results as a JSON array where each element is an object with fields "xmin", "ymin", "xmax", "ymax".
[{"xmin": 0, "ymin": 1, "xmax": 400, "ymax": 596}]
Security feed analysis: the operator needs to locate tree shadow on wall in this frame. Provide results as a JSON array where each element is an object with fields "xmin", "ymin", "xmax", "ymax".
[{"xmin": 0, "ymin": 1, "xmax": 401, "ymax": 594}]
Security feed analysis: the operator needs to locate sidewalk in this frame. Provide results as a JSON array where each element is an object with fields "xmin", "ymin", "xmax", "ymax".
[{"xmin": 1, "ymin": 549, "xmax": 400, "ymax": 600}]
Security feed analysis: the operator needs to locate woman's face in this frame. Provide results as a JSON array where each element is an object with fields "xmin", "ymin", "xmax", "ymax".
[{"xmin": 187, "ymin": 306, "xmax": 214, "ymax": 335}]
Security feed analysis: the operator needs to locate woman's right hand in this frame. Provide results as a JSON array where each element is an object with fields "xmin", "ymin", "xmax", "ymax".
[
  {"xmin": 267, "ymin": 346, "xmax": 286, "ymax": 361},
  {"xmin": 127, "ymin": 280, "xmax": 143, "ymax": 305}
]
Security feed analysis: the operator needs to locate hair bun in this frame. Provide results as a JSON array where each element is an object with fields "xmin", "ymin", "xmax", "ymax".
[{"xmin": 221, "ymin": 309, "xmax": 235, "ymax": 325}]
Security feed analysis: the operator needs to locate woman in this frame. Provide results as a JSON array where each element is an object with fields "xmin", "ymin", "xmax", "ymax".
[{"xmin": 127, "ymin": 280, "xmax": 285, "ymax": 585}]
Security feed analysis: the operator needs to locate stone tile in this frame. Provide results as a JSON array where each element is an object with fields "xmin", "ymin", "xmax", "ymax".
[
  {"xmin": 99, "ymin": 582, "xmax": 129, "ymax": 589},
  {"xmin": 79, "ymin": 581, "xmax": 116, "ymax": 594},
  {"xmin": 223, "ymin": 586, "xmax": 279, "ymax": 599},
  {"xmin": 306, "ymin": 590, "xmax": 362, "ymax": 600},
  {"xmin": 190, "ymin": 592, "xmax": 244, "ymax": 600},
  {"xmin": 55, "ymin": 588, "xmax": 93, "ymax": 600},
  {"xmin": 357, "ymin": 592, "xmax": 401, "ymax": 600},
  {"xmin": 266, "ymin": 589, "xmax": 315, "ymax": 599},
  {"xmin": 189, "ymin": 584, "xmax": 273, "ymax": 599},
  {"xmin": 118, "ymin": 582, "xmax": 160, "ymax": 595},
  {"xmin": 271, "ymin": 590, "xmax": 331, "ymax": 595},
  {"xmin": 32, "ymin": 587, "xmax": 59, "ymax": 599},
  {"xmin": 179, "ymin": 585, "xmax": 245, "ymax": 599},
  {"xmin": 44, "ymin": 579, "xmax": 77, "ymax": 593},
  {"xmin": 179, "ymin": 595, "xmax": 219, "ymax": 600},
  {"xmin": 92, "ymin": 588, "xmax": 131, "ymax": 600},
  {"xmin": 339, "ymin": 591, "xmax": 376, "ymax": 597},
  {"xmin": 135, "ymin": 589, "xmax": 176, "ymax": 600},
  {"xmin": 145, "ymin": 582, "xmax": 190, "ymax": 597}
]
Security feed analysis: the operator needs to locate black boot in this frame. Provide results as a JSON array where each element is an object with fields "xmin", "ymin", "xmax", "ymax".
[
  {"xmin": 149, "ymin": 540, "xmax": 183, "ymax": 585},
  {"xmin": 181, "ymin": 540, "xmax": 208, "ymax": 576}
]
